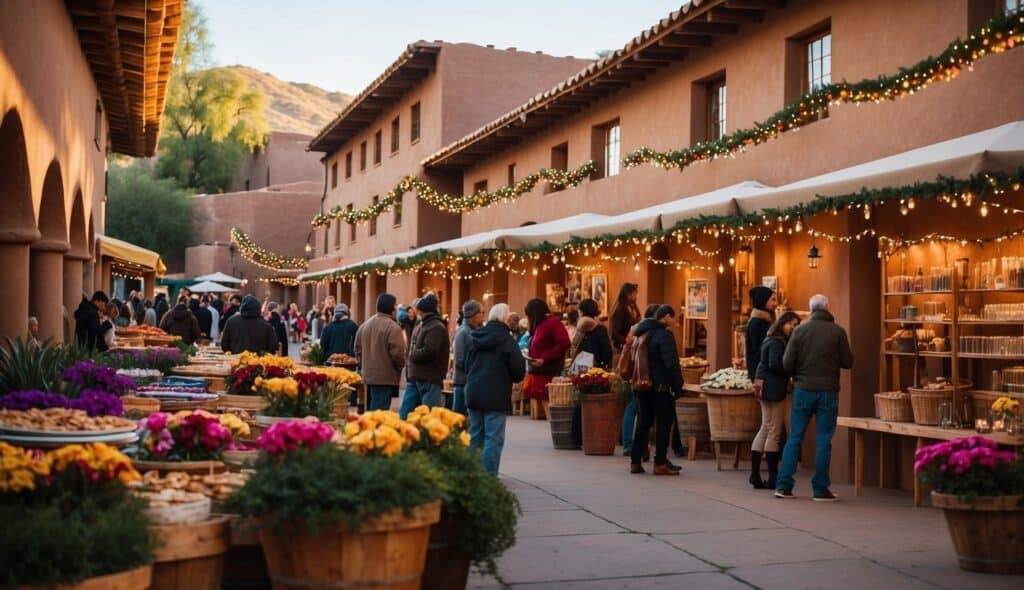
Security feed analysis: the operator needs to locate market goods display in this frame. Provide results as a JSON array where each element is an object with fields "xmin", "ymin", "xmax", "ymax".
[
  {"xmin": 117, "ymin": 368, "xmax": 163, "ymax": 383},
  {"xmin": 228, "ymin": 352, "xmax": 294, "ymax": 395},
  {"xmin": 0, "ymin": 389, "xmax": 124, "ymax": 417},
  {"xmin": 701, "ymin": 368, "xmax": 754, "ymax": 391},
  {"xmin": 257, "ymin": 371, "xmax": 346, "ymax": 422},
  {"xmin": 311, "ymin": 365, "xmax": 362, "ymax": 386},
  {"xmin": 118, "ymin": 325, "xmax": 170, "ymax": 336},
  {"xmin": 681, "ymin": 356, "xmax": 710, "ymax": 385},
  {"xmin": 328, "ymin": 353, "xmax": 359, "ymax": 366},
  {"xmin": 135, "ymin": 410, "xmax": 248, "ymax": 462},
  {"xmin": 135, "ymin": 470, "xmax": 249, "ymax": 503},
  {"xmin": 0, "ymin": 408, "xmax": 135, "ymax": 432}
]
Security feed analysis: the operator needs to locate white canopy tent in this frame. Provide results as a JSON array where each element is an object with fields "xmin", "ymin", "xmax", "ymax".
[
  {"xmin": 188, "ymin": 280, "xmax": 236, "ymax": 293},
  {"xmin": 193, "ymin": 272, "xmax": 243, "ymax": 284}
]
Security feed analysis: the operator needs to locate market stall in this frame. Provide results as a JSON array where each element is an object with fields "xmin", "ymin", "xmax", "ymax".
[{"xmin": 95, "ymin": 235, "xmax": 167, "ymax": 300}]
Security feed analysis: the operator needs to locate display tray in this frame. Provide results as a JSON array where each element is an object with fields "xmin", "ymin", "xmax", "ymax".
[
  {"xmin": 0, "ymin": 431, "xmax": 138, "ymax": 447},
  {"xmin": 0, "ymin": 423, "xmax": 138, "ymax": 437}
]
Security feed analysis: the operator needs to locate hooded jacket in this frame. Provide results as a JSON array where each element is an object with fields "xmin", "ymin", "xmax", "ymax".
[
  {"xmin": 465, "ymin": 320, "xmax": 527, "ymax": 412},
  {"xmin": 320, "ymin": 316, "xmax": 358, "ymax": 358},
  {"xmin": 745, "ymin": 309, "xmax": 773, "ymax": 380},
  {"xmin": 159, "ymin": 304, "xmax": 202, "ymax": 345},
  {"xmin": 74, "ymin": 298, "xmax": 108, "ymax": 352},
  {"xmin": 782, "ymin": 310, "xmax": 854, "ymax": 392},
  {"xmin": 268, "ymin": 312, "xmax": 289, "ymax": 357},
  {"xmin": 407, "ymin": 313, "xmax": 450, "ymax": 385},
  {"xmin": 153, "ymin": 296, "xmax": 170, "ymax": 325},
  {"xmin": 189, "ymin": 300, "xmax": 213, "ymax": 337},
  {"xmin": 354, "ymin": 313, "xmax": 407, "ymax": 386},
  {"xmin": 220, "ymin": 303, "xmax": 240, "ymax": 331},
  {"xmin": 221, "ymin": 296, "xmax": 278, "ymax": 355},
  {"xmin": 633, "ymin": 318, "xmax": 683, "ymax": 397},
  {"xmin": 572, "ymin": 316, "xmax": 613, "ymax": 369}
]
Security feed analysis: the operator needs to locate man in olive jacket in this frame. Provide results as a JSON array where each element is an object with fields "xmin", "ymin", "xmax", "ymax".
[
  {"xmin": 354, "ymin": 294, "xmax": 407, "ymax": 411},
  {"xmin": 398, "ymin": 293, "xmax": 449, "ymax": 419},
  {"xmin": 776, "ymin": 294, "xmax": 854, "ymax": 502}
]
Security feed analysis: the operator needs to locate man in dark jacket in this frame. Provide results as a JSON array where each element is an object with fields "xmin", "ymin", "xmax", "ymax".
[
  {"xmin": 189, "ymin": 298, "xmax": 213, "ymax": 340},
  {"xmin": 465, "ymin": 303, "xmax": 526, "ymax": 475},
  {"xmin": 629, "ymin": 305, "xmax": 683, "ymax": 476},
  {"xmin": 267, "ymin": 302, "xmax": 289, "ymax": 357},
  {"xmin": 776, "ymin": 295, "xmax": 854, "ymax": 502},
  {"xmin": 452, "ymin": 300, "xmax": 484, "ymax": 416},
  {"xmin": 159, "ymin": 302, "xmax": 202, "ymax": 345},
  {"xmin": 153, "ymin": 293, "xmax": 169, "ymax": 325},
  {"xmin": 354, "ymin": 294, "xmax": 407, "ymax": 411},
  {"xmin": 320, "ymin": 304, "xmax": 358, "ymax": 358},
  {"xmin": 220, "ymin": 295, "xmax": 241, "ymax": 332},
  {"xmin": 398, "ymin": 294, "xmax": 449, "ymax": 419},
  {"xmin": 74, "ymin": 291, "xmax": 110, "ymax": 352},
  {"xmin": 221, "ymin": 295, "xmax": 278, "ymax": 355}
]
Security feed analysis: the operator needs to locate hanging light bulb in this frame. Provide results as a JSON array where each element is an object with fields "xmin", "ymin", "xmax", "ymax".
[
  {"xmin": 794, "ymin": 219, "xmax": 803, "ymax": 233},
  {"xmin": 728, "ymin": 256, "xmax": 736, "ymax": 267},
  {"xmin": 552, "ymin": 254, "xmax": 560, "ymax": 264},
  {"xmin": 863, "ymin": 204, "xmax": 872, "ymax": 220},
  {"xmin": 900, "ymin": 203, "xmax": 909, "ymax": 216},
  {"xmin": 633, "ymin": 256, "xmax": 641, "ymax": 272},
  {"xmin": 718, "ymin": 262, "xmax": 725, "ymax": 274},
  {"xmin": 908, "ymin": 197, "xmax": 916, "ymax": 209},
  {"xmin": 980, "ymin": 203, "xmax": 989, "ymax": 217}
]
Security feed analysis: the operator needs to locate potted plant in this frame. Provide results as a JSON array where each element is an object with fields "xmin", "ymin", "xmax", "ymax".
[
  {"xmin": 254, "ymin": 370, "xmax": 344, "ymax": 426},
  {"xmin": 222, "ymin": 352, "xmax": 294, "ymax": 411},
  {"xmin": 915, "ymin": 436, "xmax": 1024, "ymax": 574},
  {"xmin": 573, "ymin": 368, "xmax": 619, "ymax": 456},
  {"xmin": 0, "ymin": 441, "xmax": 153, "ymax": 589},
  {"xmin": 134, "ymin": 410, "xmax": 248, "ymax": 474},
  {"xmin": 400, "ymin": 406, "xmax": 519, "ymax": 589},
  {"xmin": 226, "ymin": 420, "xmax": 442, "ymax": 590}
]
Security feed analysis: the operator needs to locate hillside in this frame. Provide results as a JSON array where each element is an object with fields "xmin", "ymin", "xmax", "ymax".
[{"xmin": 213, "ymin": 65, "xmax": 352, "ymax": 136}]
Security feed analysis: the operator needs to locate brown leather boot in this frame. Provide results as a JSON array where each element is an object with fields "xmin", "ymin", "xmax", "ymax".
[
  {"xmin": 653, "ymin": 463, "xmax": 679, "ymax": 476},
  {"xmin": 630, "ymin": 463, "xmax": 645, "ymax": 474}
]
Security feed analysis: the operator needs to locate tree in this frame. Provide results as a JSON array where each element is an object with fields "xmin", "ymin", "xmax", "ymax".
[
  {"xmin": 106, "ymin": 160, "xmax": 193, "ymax": 271},
  {"xmin": 156, "ymin": 3, "xmax": 267, "ymax": 193}
]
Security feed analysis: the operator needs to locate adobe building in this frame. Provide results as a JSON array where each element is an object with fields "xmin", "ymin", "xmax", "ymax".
[
  {"xmin": 228, "ymin": 131, "xmax": 324, "ymax": 193},
  {"xmin": 302, "ymin": 42, "xmax": 590, "ymax": 320},
  {"xmin": 294, "ymin": 0, "xmax": 1024, "ymax": 490},
  {"xmin": 0, "ymin": 0, "xmax": 180, "ymax": 342}
]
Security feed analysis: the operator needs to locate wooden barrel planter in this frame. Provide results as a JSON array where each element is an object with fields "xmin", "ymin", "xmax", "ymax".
[
  {"xmin": 931, "ymin": 493, "xmax": 1024, "ymax": 574},
  {"xmin": 701, "ymin": 388, "xmax": 760, "ymax": 471},
  {"xmin": 121, "ymin": 395, "xmax": 161, "ymax": 416},
  {"xmin": 675, "ymin": 397, "xmax": 710, "ymax": 460},
  {"xmin": 421, "ymin": 512, "xmax": 471, "ymax": 590},
  {"xmin": 149, "ymin": 516, "xmax": 232, "ymax": 590},
  {"xmin": 218, "ymin": 393, "xmax": 268, "ymax": 413},
  {"xmin": 23, "ymin": 565, "xmax": 153, "ymax": 590},
  {"xmin": 682, "ymin": 364, "xmax": 709, "ymax": 385},
  {"xmin": 222, "ymin": 516, "xmax": 271, "ymax": 590},
  {"xmin": 548, "ymin": 404, "xmax": 578, "ymax": 450},
  {"xmin": 258, "ymin": 500, "xmax": 441, "ymax": 590},
  {"xmin": 580, "ymin": 392, "xmax": 619, "ymax": 456}
]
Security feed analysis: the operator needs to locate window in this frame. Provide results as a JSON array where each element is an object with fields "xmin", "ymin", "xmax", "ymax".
[
  {"xmin": 410, "ymin": 102, "xmax": 421, "ymax": 142},
  {"xmin": 345, "ymin": 152, "xmax": 352, "ymax": 179},
  {"xmin": 360, "ymin": 142, "xmax": 367, "ymax": 170},
  {"xmin": 591, "ymin": 120, "xmax": 620, "ymax": 179},
  {"xmin": 333, "ymin": 222, "xmax": 341, "ymax": 251},
  {"xmin": 94, "ymin": 100, "xmax": 102, "ymax": 150},
  {"xmin": 805, "ymin": 32, "xmax": 832, "ymax": 93},
  {"xmin": 390, "ymin": 117, "xmax": 400, "ymax": 154},
  {"xmin": 394, "ymin": 194, "xmax": 403, "ymax": 226},
  {"xmin": 244, "ymin": 180, "xmax": 250, "ymax": 191},
  {"xmin": 473, "ymin": 180, "xmax": 488, "ymax": 195},
  {"xmin": 707, "ymin": 80, "xmax": 727, "ymax": 142},
  {"xmin": 547, "ymin": 142, "xmax": 569, "ymax": 193},
  {"xmin": 347, "ymin": 204, "xmax": 355, "ymax": 242},
  {"xmin": 1008, "ymin": 0, "xmax": 1023, "ymax": 14},
  {"xmin": 373, "ymin": 130, "xmax": 382, "ymax": 165},
  {"xmin": 369, "ymin": 196, "xmax": 379, "ymax": 236},
  {"xmin": 331, "ymin": 162, "xmax": 338, "ymax": 188},
  {"xmin": 507, "ymin": 163, "xmax": 517, "ymax": 186}
]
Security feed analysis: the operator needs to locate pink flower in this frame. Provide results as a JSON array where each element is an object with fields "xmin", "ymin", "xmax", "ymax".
[{"xmin": 145, "ymin": 412, "xmax": 169, "ymax": 431}]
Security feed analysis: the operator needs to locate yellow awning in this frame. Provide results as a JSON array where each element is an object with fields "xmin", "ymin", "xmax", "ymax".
[{"xmin": 97, "ymin": 235, "xmax": 167, "ymax": 276}]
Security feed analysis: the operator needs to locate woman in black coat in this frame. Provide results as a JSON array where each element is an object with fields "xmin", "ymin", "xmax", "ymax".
[
  {"xmin": 572, "ymin": 298, "xmax": 613, "ymax": 369},
  {"xmin": 750, "ymin": 311, "xmax": 800, "ymax": 489},
  {"xmin": 629, "ymin": 305, "xmax": 684, "ymax": 476}
]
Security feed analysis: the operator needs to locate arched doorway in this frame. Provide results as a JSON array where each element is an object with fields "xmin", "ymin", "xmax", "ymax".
[
  {"xmin": 63, "ymin": 190, "xmax": 91, "ymax": 342},
  {"xmin": 31, "ymin": 160, "xmax": 70, "ymax": 342},
  {"xmin": 0, "ymin": 109, "xmax": 39, "ymax": 342}
]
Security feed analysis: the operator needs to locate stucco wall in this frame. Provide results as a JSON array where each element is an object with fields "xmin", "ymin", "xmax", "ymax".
[{"xmin": 229, "ymin": 131, "xmax": 323, "ymax": 193}]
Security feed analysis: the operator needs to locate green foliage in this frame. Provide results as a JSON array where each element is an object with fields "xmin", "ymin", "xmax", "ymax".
[
  {"xmin": 426, "ymin": 443, "xmax": 520, "ymax": 576},
  {"xmin": 225, "ymin": 445, "xmax": 441, "ymax": 533},
  {"xmin": 106, "ymin": 161, "xmax": 193, "ymax": 270},
  {"xmin": 0, "ymin": 482, "xmax": 151, "ymax": 586},
  {"xmin": 306, "ymin": 343, "xmax": 326, "ymax": 366},
  {"xmin": 156, "ymin": 131, "xmax": 247, "ymax": 194},
  {"xmin": 0, "ymin": 338, "xmax": 66, "ymax": 394}
]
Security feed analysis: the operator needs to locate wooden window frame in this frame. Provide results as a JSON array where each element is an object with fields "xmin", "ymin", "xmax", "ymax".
[
  {"xmin": 410, "ymin": 102, "xmax": 421, "ymax": 143},
  {"xmin": 345, "ymin": 152, "xmax": 352, "ymax": 179},
  {"xmin": 359, "ymin": 142, "xmax": 367, "ymax": 171},
  {"xmin": 373, "ymin": 130, "xmax": 382, "ymax": 165},
  {"xmin": 706, "ymin": 79, "xmax": 727, "ymax": 143},
  {"xmin": 393, "ymin": 194, "xmax": 403, "ymax": 227},
  {"xmin": 390, "ymin": 117, "xmax": 400, "ymax": 154},
  {"xmin": 331, "ymin": 162, "xmax": 338, "ymax": 189}
]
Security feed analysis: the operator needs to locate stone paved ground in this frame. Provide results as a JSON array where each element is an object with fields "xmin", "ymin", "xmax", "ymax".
[{"xmin": 466, "ymin": 417, "xmax": 1023, "ymax": 590}]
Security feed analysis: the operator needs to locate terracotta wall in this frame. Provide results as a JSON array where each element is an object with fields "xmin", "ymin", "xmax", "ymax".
[{"xmin": 229, "ymin": 131, "xmax": 323, "ymax": 193}]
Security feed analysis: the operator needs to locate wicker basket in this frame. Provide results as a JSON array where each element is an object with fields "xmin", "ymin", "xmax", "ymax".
[
  {"xmin": 682, "ymin": 364, "xmax": 709, "ymax": 385},
  {"xmin": 144, "ymin": 496, "xmax": 212, "ymax": 525},
  {"xmin": 908, "ymin": 387, "xmax": 958, "ymax": 425},
  {"xmin": 511, "ymin": 382, "xmax": 523, "ymax": 404},
  {"xmin": 547, "ymin": 382, "xmax": 576, "ymax": 407},
  {"xmin": 121, "ymin": 395, "xmax": 161, "ymax": 416},
  {"xmin": 874, "ymin": 391, "xmax": 914, "ymax": 422}
]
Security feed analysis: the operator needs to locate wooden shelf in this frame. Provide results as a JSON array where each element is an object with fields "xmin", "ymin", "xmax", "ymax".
[
  {"xmin": 883, "ymin": 319, "xmax": 951, "ymax": 324},
  {"xmin": 959, "ymin": 320, "xmax": 1024, "ymax": 325},
  {"xmin": 958, "ymin": 353, "xmax": 1024, "ymax": 360},
  {"xmin": 884, "ymin": 351, "xmax": 951, "ymax": 358},
  {"xmin": 883, "ymin": 291, "xmax": 953, "ymax": 296},
  {"xmin": 961, "ymin": 288, "xmax": 1024, "ymax": 293}
]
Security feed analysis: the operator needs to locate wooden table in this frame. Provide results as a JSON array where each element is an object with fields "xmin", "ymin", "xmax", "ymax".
[{"xmin": 839, "ymin": 416, "xmax": 1024, "ymax": 506}]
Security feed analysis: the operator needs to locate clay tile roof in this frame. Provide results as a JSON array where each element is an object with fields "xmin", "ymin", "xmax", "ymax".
[
  {"xmin": 308, "ymin": 42, "xmax": 443, "ymax": 153},
  {"xmin": 422, "ymin": 0, "xmax": 781, "ymax": 169},
  {"xmin": 66, "ymin": 0, "xmax": 183, "ymax": 157}
]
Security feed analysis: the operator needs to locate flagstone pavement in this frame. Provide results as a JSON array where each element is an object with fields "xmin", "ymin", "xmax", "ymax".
[{"xmin": 465, "ymin": 417, "xmax": 1023, "ymax": 590}]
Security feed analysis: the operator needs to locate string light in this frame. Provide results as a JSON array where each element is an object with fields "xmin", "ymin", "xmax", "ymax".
[{"xmin": 230, "ymin": 228, "xmax": 308, "ymax": 272}]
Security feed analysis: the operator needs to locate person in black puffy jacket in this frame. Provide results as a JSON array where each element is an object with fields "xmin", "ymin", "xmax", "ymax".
[
  {"xmin": 629, "ymin": 305, "xmax": 683, "ymax": 476},
  {"xmin": 745, "ymin": 286, "xmax": 776, "ymax": 381},
  {"xmin": 750, "ymin": 311, "xmax": 801, "ymax": 490}
]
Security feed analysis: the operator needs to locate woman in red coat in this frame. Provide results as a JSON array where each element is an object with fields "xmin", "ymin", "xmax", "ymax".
[{"xmin": 522, "ymin": 299, "xmax": 571, "ymax": 419}]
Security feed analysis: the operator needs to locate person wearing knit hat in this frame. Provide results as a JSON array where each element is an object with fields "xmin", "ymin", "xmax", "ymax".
[
  {"xmin": 399, "ymin": 293, "xmax": 450, "ymax": 419},
  {"xmin": 451, "ymin": 300, "xmax": 484, "ymax": 415},
  {"xmin": 354, "ymin": 292, "xmax": 408, "ymax": 411},
  {"xmin": 745, "ymin": 285, "xmax": 777, "ymax": 489},
  {"xmin": 320, "ymin": 303, "xmax": 359, "ymax": 362}
]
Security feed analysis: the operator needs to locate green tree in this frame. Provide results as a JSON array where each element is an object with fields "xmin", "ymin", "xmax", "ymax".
[
  {"xmin": 106, "ymin": 160, "xmax": 193, "ymax": 270},
  {"xmin": 157, "ymin": 3, "xmax": 267, "ymax": 193}
]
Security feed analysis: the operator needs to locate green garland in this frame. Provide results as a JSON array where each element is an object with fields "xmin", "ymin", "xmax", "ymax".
[
  {"xmin": 624, "ymin": 12, "xmax": 1023, "ymax": 171},
  {"xmin": 312, "ymin": 161, "xmax": 597, "ymax": 228},
  {"xmin": 230, "ymin": 228, "xmax": 308, "ymax": 272}
]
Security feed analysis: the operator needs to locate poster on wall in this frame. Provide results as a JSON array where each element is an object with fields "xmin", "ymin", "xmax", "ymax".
[
  {"xmin": 545, "ymin": 283, "xmax": 565, "ymax": 312},
  {"xmin": 686, "ymin": 278, "xmax": 709, "ymax": 319},
  {"xmin": 762, "ymin": 275, "xmax": 779, "ymax": 291},
  {"xmin": 591, "ymin": 274, "xmax": 608, "ymax": 316},
  {"xmin": 566, "ymin": 270, "xmax": 583, "ymax": 306}
]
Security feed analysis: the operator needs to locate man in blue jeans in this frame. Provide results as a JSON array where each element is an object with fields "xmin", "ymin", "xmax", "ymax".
[
  {"xmin": 399, "ymin": 294, "xmax": 450, "ymax": 419},
  {"xmin": 452, "ymin": 300, "xmax": 484, "ymax": 415},
  {"xmin": 775, "ymin": 294, "xmax": 853, "ymax": 502},
  {"xmin": 354, "ymin": 294, "xmax": 407, "ymax": 411}
]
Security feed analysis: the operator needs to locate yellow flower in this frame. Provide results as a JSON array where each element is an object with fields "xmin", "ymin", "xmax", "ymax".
[
  {"xmin": 427, "ymin": 421, "xmax": 451, "ymax": 445},
  {"xmin": 344, "ymin": 422, "xmax": 361, "ymax": 438},
  {"xmin": 219, "ymin": 414, "xmax": 251, "ymax": 438},
  {"xmin": 459, "ymin": 431, "xmax": 471, "ymax": 447}
]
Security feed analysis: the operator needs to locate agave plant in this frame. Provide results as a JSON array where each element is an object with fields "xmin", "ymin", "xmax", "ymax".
[{"xmin": 0, "ymin": 337, "xmax": 66, "ymax": 394}]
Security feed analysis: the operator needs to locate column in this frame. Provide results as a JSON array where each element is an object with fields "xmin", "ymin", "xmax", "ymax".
[
  {"xmin": 63, "ymin": 251, "xmax": 90, "ymax": 344},
  {"xmin": 30, "ymin": 238, "xmax": 69, "ymax": 343},
  {"xmin": 143, "ymin": 271, "xmax": 156, "ymax": 300},
  {"xmin": 0, "ymin": 239, "xmax": 32, "ymax": 342},
  {"xmin": 100, "ymin": 258, "xmax": 112, "ymax": 296},
  {"xmin": 706, "ymin": 235, "xmax": 734, "ymax": 371}
]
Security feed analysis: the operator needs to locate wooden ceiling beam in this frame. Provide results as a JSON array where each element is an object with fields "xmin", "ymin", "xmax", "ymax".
[
  {"xmin": 705, "ymin": 7, "xmax": 765, "ymax": 23},
  {"xmin": 724, "ymin": 0, "xmax": 786, "ymax": 10},
  {"xmin": 659, "ymin": 33, "xmax": 713, "ymax": 47},
  {"xmin": 680, "ymin": 21, "xmax": 740, "ymax": 35}
]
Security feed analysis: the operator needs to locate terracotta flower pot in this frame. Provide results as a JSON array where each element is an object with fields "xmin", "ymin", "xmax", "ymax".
[
  {"xmin": 931, "ymin": 492, "xmax": 1024, "ymax": 574},
  {"xmin": 258, "ymin": 501, "xmax": 442, "ymax": 590},
  {"xmin": 580, "ymin": 391, "xmax": 619, "ymax": 455}
]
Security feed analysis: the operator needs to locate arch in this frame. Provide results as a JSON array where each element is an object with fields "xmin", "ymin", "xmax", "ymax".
[
  {"xmin": 37, "ymin": 160, "xmax": 67, "ymax": 243},
  {"xmin": 69, "ymin": 189, "xmax": 88, "ymax": 253},
  {"xmin": 0, "ymin": 108, "xmax": 35, "ymax": 234}
]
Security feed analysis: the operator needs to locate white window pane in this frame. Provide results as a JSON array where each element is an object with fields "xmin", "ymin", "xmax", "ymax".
[
  {"xmin": 822, "ymin": 34, "xmax": 831, "ymax": 58},
  {"xmin": 812, "ymin": 60, "xmax": 820, "ymax": 86}
]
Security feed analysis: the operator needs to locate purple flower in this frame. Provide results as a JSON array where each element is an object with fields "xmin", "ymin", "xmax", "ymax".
[
  {"xmin": 144, "ymin": 412, "xmax": 169, "ymax": 431},
  {"xmin": 63, "ymin": 360, "xmax": 135, "ymax": 396},
  {"xmin": 0, "ymin": 390, "xmax": 69, "ymax": 411},
  {"xmin": 68, "ymin": 389, "xmax": 124, "ymax": 417}
]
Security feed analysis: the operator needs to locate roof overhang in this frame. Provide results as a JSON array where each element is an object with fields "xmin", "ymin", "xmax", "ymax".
[
  {"xmin": 308, "ymin": 42, "xmax": 442, "ymax": 153},
  {"xmin": 66, "ymin": 0, "xmax": 183, "ymax": 157},
  {"xmin": 423, "ymin": 0, "xmax": 787, "ymax": 170}
]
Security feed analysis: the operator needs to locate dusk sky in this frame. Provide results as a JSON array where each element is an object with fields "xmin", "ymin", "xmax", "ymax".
[{"xmin": 199, "ymin": 0, "xmax": 685, "ymax": 94}]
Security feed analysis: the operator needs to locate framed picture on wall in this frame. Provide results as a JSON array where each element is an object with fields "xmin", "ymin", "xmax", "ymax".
[
  {"xmin": 686, "ymin": 278, "xmax": 709, "ymax": 320},
  {"xmin": 762, "ymin": 275, "xmax": 779, "ymax": 291},
  {"xmin": 591, "ymin": 274, "xmax": 608, "ymax": 316},
  {"xmin": 545, "ymin": 283, "xmax": 564, "ymax": 312},
  {"xmin": 566, "ymin": 269, "xmax": 583, "ymax": 305}
]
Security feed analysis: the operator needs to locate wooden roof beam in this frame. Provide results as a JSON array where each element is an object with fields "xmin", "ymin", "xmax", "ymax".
[
  {"xmin": 660, "ymin": 33, "xmax": 713, "ymax": 47},
  {"xmin": 724, "ymin": 0, "xmax": 786, "ymax": 10},
  {"xmin": 705, "ymin": 7, "xmax": 765, "ymax": 23},
  {"xmin": 681, "ymin": 21, "xmax": 740, "ymax": 35}
]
